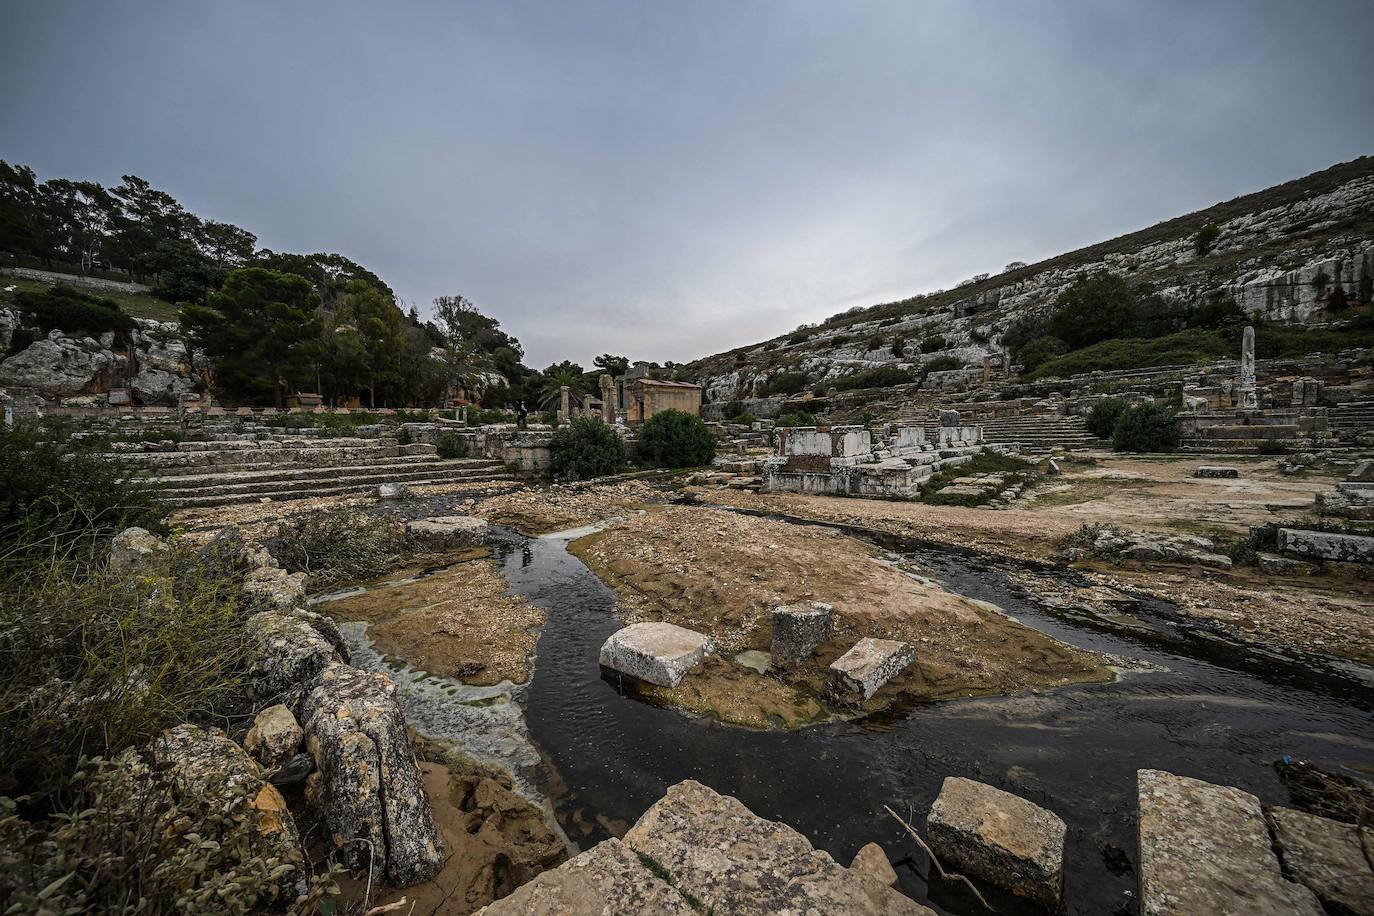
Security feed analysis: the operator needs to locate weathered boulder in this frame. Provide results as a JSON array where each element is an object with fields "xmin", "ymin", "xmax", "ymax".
[
  {"xmin": 149, "ymin": 724, "xmax": 305, "ymax": 894},
  {"xmin": 407, "ymin": 515, "xmax": 489, "ymax": 550},
  {"xmin": 1137, "ymin": 769, "xmax": 1322, "ymax": 915},
  {"xmin": 851, "ymin": 841, "xmax": 899, "ymax": 888},
  {"xmin": 377, "ymin": 482, "xmax": 410, "ymax": 500},
  {"xmin": 599, "ymin": 621, "xmax": 715, "ymax": 688},
  {"xmin": 290, "ymin": 606, "xmax": 352, "ymax": 662},
  {"xmin": 1352, "ymin": 458, "xmax": 1374, "ymax": 482},
  {"xmin": 242, "ymin": 564, "xmax": 309, "ymax": 612},
  {"xmin": 926, "ymin": 776, "xmax": 1065, "ymax": 911},
  {"xmin": 625, "ymin": 779, "xmax": 932, "ymax": 915},
  {"xmin": 0, "ymin": 335, "xmax": 120, "ymax": 396},
  {"xmin": 247, "ymin": 611, "xmax": 342, "ymax": 707},
  {"xmin": 771, "ymin": 601, "xmax": 833, "ymax": 666},
  {"xmin": 1265, "ymin": 806, "xmax": 1374, "ymax": 915},
  {"xmin": 826, "ymin": 637, "xmax": 916, "ymax": 702},
  {"xmin": 1278, "ymin": 528, "xmax": 1374, "ymax": 565},
  {"xmin": 300, "ymin": 662, "xmax": 442, "ymax": 886},
  {"xmin": 244, "ymin": 704, "xmax": 304, "ymax": 771},
  {"xmin": 478, "ymin": 838, "xmax": 695, "ymax": 915},
  {"xmin": 1196, "ymin": 465, "xmax": 1240, "ymax": 478},
  {"xmin": 109, "ymin": 526, "xmax": 169, "ymax": 574}
]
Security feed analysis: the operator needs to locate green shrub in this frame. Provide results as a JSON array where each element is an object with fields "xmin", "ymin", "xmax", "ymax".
[
  {"xmin": 0, "ymin": 423, "xmax": 165, "ymax": 571},
  {"xmin": 831, "ymin": 366, "xmax": 916, "ymax": 391},
  {"xmin": 1111, "ymin": 403, "xmax": 1179, "ymax": 452},
  {"xmin": 395, "ymin": 426, "xmax": 413, "ymax": 446},
  {"xmin": 918, "ymin": 355, "xmax": 963, "ymax": 381},
  {"xmin": 1086, "ymin": 399, "xmax": 1130, "ymax": 439},
  {"xmin": 269, "ymin": 508, "xmax": 405, "ymax": 585},
  {"xmin": 0, "ymin": 546, "xmax": 253, "ymax": 802},
  {"xmin": 920, "ymin": 334, "xmax": 946, "ymax": 353},
  {"xmin": 891, "ymin": 337, "xmax": 907, "ymax": 357},
  {"xmin": 731, "ymin": 413, "xmax": 757, "ymax": 425},
  {"xmin": 10, "ymin": 285, "xmax": 137, "ymax": 344},
  {"xmin": 866, "ymin": 333, "xmax": 885, "ymax": 351},
  {"xmin": 1018, "ymin": 336, "xmax": 1069, "ymax": 370},
  {"xmin": 0, "ymin": 761, "xmax": 339, "ymax": 915},
  {"xmin": 759, "ymin": 371, "xmax": 808, "ymax": 397},
  {"xmin": 435, "ymin": 431, "xmax": 465, "ymax": 458},
  {"xmin": 776, "ymin": 411, "xmax": 819, "ymax": 427},
  {"xmin": 636, "ymin": 409, "xmax": 716, "ymax": 469},
  {"xmin": 1195, "ymin": 223, "xmax": 1220, "ymax": 257},
  {"xmin": 1046, "ymin": 272, "xmax": 1137, "ymax": 350},
  {"xmin": 551, "ymin": 417, "xmax": 627, "ymax": 480}
]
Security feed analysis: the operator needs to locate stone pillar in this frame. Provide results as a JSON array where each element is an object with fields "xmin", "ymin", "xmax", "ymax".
[
  {"xmin": 558, "ymin": 385, "xmax": 571, "ymax": 423},
  {"xmin": 600, "ymin": 374, "xmax": 615, "ymax": 423},
  {"xmin": 1238, "ymin": 325, "xmax": 1258, "ymax": 410}
]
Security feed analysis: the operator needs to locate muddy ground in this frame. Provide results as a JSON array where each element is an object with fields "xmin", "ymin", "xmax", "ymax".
[{"xmin": 570, "ymin": 505, "xmax": 1114, "ymax": 726}]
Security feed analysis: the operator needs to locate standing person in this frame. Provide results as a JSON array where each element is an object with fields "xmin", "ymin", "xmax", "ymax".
[{"xmin": 515, "ymin": 399, "xmax": 528, "ymax": 429}]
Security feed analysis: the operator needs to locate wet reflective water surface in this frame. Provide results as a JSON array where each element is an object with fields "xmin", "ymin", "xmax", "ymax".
[{"xmin": 491, "ymin": 525, "xmax": 1373, "ymax": 915}]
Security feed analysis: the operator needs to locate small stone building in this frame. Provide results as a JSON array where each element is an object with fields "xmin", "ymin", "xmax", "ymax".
[{"xmin": 626, "ymin": 378, "xmax": 702, "ymax": 425}]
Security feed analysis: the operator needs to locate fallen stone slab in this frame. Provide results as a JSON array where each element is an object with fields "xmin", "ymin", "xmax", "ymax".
[
  {"xmin": 599, "ymin": 621, "xmax": 714, "ymax": 688},
  {"xmin": 1196, "ymin": 465, "xmax": 1240, "ymax": 478},
  {"xmin": 927, "ymin": 776, "xmax": 1066, "ymax": 911},
  {"xmin": 300, "ymin": 662, "xmax": 443, "ymax": 886},
  {"xmin": 1265, "ymin": 806, "xmax": 1374, "ymax": 916},
  {"xmin": 827, "ymin": 637, "xmax": 916, "ymax": 702},
  {"xmin": 1257, "ymin": 552, "xmax": 1317, "ymax": 576},
  {"xmin": 1278, "ymin": 528, "xmax": 1374, "ymax": 565},
  {"xmin": 377, "ymin": 482, "xmax": 410, "ymax": 499},
  {"xmin": 247, "ymin": 610, "xmax": 343, "ymax": 707},
  {"xmin": 406, "ymin": 515, "xmax": 489, "ymax": 550},
  {"xmin": 1137, "ymin": 769, "xmax": 1322, "ymax": 916},
  {"xmin": 771, "ymin": 601, "xmax": 833, "ymax": 666},
  {"xmin": 109, "ymin": 526, "xmax": 169, "ymax": 574},
  {"xmin": 477, "ymin": 837, "xmax": 695, "ymax": 915},
  {"xmin": 625, "ymin": 779, "xmax": 932, "ymax": 915}
]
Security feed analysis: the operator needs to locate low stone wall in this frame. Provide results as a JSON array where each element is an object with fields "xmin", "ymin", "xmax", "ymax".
[{"xmin": 2, "ymin": 266, "xmax": 153, "ymax": 294}]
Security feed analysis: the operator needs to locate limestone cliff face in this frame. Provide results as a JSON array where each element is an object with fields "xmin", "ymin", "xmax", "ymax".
[
  {"xmin": 0, "ymin": 308, "xmax": 197, "ymax": 405},
  {"xmin": 686, "ymin": 157, "xmax": 1374, "ymax": 404}
]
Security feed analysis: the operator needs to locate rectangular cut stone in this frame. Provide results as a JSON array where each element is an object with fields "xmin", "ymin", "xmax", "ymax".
[
  {"xmin": 599, "ymin": 622, "xmax": 714, "ymax": 687},
  {"xmin": 1277, "ymin": 528, "xmax": 1374, "ymax": 564},
  {"xmin": 926, "ymin": 776, "xmax": 1066, "ymax": 911},
  {"xmin": 1264, "ymin": 806, "xmax": 1374, "ymax": 915},
  {"xmin": 625, "ymin": 780, "xmax": 933, "ymax": 915},
  {"xmin": 1195, "ymin": 466, "xmax": 1240, "ymax": 478},
  {"xmin": 406, "ymin": 515, "xmax": 488, "ymax": 550},
  {"xmin": 1137, "ymin": 769, "xmax": 1322, "ymax": 916},
  {"xmin": 895, "ymin": 426, "xmax": 926, "ymax": 450},
  {"xmin": 771, "ymin": 602, "xmax": 833, "ymax": 665},
  {"xmin": 826, "ymin": 638, "xmax": 916, "ymax": 702}
]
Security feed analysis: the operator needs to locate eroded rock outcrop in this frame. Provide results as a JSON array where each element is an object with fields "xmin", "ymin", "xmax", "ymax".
[{"xmin": 299, "ymin": 662, "xmax": 443, "ymax": 885}]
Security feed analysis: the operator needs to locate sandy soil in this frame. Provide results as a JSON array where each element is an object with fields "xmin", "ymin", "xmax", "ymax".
[
  {"xmin": 570, "ymin": 505, "xmax": 1113, "ymax": 726},
  {"xmin": 700, "ymin": 453, "xmax": 1374, "ymax": 665},
  {"xmin": 323, "ymin": 553, "xmax": 545, "ymax": 685},
  {"xmin": 334, "ymin": 752, "xmax": 566, "ymax": 915},
  {"xmin": 468, "ymin": 480, "xmax": 659, "ymax": 534}
]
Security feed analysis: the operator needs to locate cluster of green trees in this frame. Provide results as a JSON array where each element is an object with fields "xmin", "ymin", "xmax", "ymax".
[{"xmin": 550, "ymin": 409, "xmax": 715, "ymax": 480}]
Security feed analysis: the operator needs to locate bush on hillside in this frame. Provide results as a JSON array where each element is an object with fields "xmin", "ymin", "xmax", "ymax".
[
  {"xmin": 920, "ymin": 334, "xmax": 947, "ymax": 353},
  {"xmin": 1018, "ymin": 336, "xmax": 1069, "ymax": 370},
  {"xmin": 759, "ymin": 371, "xmax": 808, "ymax": 397},
  {"xmin": 551, "ymin": 417, "xmax": 627, "ymax": 480},
  {"xmin": 1195, "ymin": 223, "xmax": 1220, "ymax": 257},
  {"xmin": 1046, "ymin": 272, "xmax": 1137, "ymax": 350},
  {"xmin": 831, "ymin": 365, "xmax": 916, "ymax": 391},
  {"xmin": 1086, "ymin": 399, "xmax": 1130, "ymax": 440},
  {"xmin": 8, "ymin": 285, "xmax": 137, "ymax": 345},
  {"xmin": 0, "ymin": 423, "xmax": 164, "ymax": 571},
  {"xmin": 866, "ymin": 334, "xmax": 885, "ymax": 351},
  {"xmin": 1111, "ymin": 403, "xmax": 1179, "ymax": 452},
  {"xmin": 636, "ymin": 410, "xmax": 716, "ymax": 469},
  {"xmin": 435, "ymin": 431, "xmax": 465, "ymax": 458},
  {"xmin": 891, "ymin": 337, "xmax": 907, "ymax": 357},
  {"xmin": 776, "ymin": 411, "xmax": 819, "ymax": 427}
]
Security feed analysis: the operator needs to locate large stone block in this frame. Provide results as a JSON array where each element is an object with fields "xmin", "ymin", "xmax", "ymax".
[
  {"xmin": 1195, "ymin": 465, "xmax": 1240, "ymax": 478},
  {"xmin": 1137, "ymin": 769, "xmax": 1322, "ymax": 916},
  {"xmin": 1265, "ymin": 806, "xmax": 1374, "ymax": 916},
  {"xmin": 109, "ymin": 526, "xmax": 169, "ymax": 574},
  {"xmin": 406, "ymin": 515, "xmax": 489, "ymax": 550},
  {"xmin": 300, "ymin": 662, "xmax": 443, "ymax": 886},
  {"xmin": 477, "ymin": 838, "xmax": 694, "ymax": 915},
  {"xmin": 624, "ymin": 779, "xmax": 932, "ymax": 915},
  {"xmin": 1277, "ymin": 528, "xmax": 1374, "ymax": 564},
  {"xmin": 771, "ymin": 602, "xmax": 833, "ymax": 665},
  {"xmin": 926, "ymin": 776, "xmax": 1065, "ymax": 911},
  {"xmin": 826, "ymin": 637, "xmax": 916, "ymax": 702},
  {"xmin": 599, "ymin": 622, "xmax": 714, "ymax": 687}
]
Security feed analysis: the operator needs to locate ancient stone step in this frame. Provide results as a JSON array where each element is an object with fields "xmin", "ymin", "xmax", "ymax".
[
  {"xmin": 150, "ymin": 458, "xmax": 505, "ymax": 496},
  {"xmin": 1137, "ymin": 769, "xmax": 1323, "ymax": 915},
  {"xmin": 164, "ymin": 471, "xmax": 517, "ymax": 508}
]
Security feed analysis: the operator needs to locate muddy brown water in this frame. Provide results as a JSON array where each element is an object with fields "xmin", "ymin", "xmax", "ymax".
[{"xmin": 489, "ymin": 522, "xmax": 1374, "ymax": 916}]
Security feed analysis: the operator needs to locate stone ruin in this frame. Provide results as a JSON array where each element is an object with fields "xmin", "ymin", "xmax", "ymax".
[{"xmin": 761, "ymin": 422, "xmax": 1000, "ymax": 498}]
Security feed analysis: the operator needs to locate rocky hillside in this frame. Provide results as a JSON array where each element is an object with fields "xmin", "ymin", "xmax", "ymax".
[{"xmin": 685, "ymin": 157, "xmax": 1374, "ymax": 406}]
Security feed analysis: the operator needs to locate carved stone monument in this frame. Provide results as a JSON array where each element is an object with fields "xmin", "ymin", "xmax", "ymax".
[
  {"xmin": 1238, "ymin": 325, "xmax": 1258, "ymax": 410},
  {"xmin": 599, "ymin": 374, "xmax": 616, "ymax": 423},
  {"xmin": 558, "ymin": 385, "xmax": 571, "ymax": 423}
]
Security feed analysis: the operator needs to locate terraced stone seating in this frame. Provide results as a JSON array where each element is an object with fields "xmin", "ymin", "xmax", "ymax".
[
  {"xmin": 1328, "ymin": 399, "xmax": 1374, "ymax": 444},
  {"xmin": 962, "ymin": 415, "xmax": 1099, "ymax": 453},
  {"xmin": 120, "ymin": 434, "xmax": 516, "ymax": 507}
]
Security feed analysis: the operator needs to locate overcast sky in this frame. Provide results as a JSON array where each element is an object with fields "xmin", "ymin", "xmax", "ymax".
[{"xmin": 3, "ymin": 1, "xmax": 1372, "ymax": 367}]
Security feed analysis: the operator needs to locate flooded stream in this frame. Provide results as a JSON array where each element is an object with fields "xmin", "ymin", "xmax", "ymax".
[{"xmin": 499, "ymin": 524, "xmax": 1374, "ymax": 916}]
